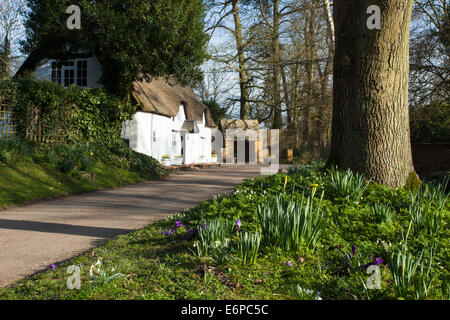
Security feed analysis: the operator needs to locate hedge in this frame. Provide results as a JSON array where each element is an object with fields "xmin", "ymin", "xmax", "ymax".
[{"xmin": 0, "ymin": 77, "xmax": 136, "ymax": 146}]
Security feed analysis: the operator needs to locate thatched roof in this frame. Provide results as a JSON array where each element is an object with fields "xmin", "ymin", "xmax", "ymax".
[
  {"xmin": 132, "ymin": 78, "xmax": 216, "ymax": 128},
  {"xmin": 219, "ymin": 119, "xmax": 260, "ymax": 131}
]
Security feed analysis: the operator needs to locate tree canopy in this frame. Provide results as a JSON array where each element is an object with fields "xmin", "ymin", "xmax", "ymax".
[{"xmin": 21, "ymin": 0, "xmax": 210, "ymax": 97}]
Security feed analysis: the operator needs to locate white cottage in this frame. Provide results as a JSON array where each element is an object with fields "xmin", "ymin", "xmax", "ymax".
[
  {"xmin": 123, "ymin": 78, "xmax": 216, "ymax": 164},
  {"xmin": 16, "ymin": 53, "xmax": 217, "ymax": 165}
]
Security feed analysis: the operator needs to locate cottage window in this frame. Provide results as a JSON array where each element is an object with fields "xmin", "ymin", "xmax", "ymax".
[
  {"xmin": 63, "ymin": 61, "xmax": 75, "ymax": 87},
  {"xmin": 77, "ymin": 61, "xmax": 88, "ymax": 87},
  {"xmin": 153, "ymin": 131, "xmax": 156, "ymax": 142},
  {"xmin": 51, "ymin": 59, "xmax": 88, "ymax": 88},
  {"xmin": 64, "ymin": 69, "xmax": 75, "ymax": 87}
]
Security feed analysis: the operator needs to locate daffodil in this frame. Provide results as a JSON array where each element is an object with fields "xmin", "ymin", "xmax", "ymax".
[{"xmin": 310, "ymin": 183, "xmax": 319, "ymax": 197}]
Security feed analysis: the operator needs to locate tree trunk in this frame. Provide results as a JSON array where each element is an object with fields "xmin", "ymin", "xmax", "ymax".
[
  {"xmin": 272, "ymin": 0, "xmax": 283, "ymax": 129},
  {"xmin": 302, "ymin": 2, "xmax": 315, "ymax": 151},
  {"xmin": 232, "ymin": 0, "xmax": 250, "ymax": 120},
  {"xmin": 329, "ymin": 0, "xmax": 415, "ymax": 187},
  {"xmin": 281, "ymin": 65, "xmax": 292, "ymax": 128}
]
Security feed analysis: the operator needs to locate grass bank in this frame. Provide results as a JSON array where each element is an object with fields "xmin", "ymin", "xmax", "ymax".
[
  {"xmin": 1, "ymin": 165, "xmax": 448, "ymax": 300},
  {"xmin": 0, "ymin": 161, "xmax": 152, "ymax": 210},
  {"xmin": 0, "ymin": 138, "xmax": 164, "ymax": 210}
]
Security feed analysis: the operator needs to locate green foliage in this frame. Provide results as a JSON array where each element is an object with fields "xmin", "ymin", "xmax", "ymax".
[
  {"xmin": 95, "ymin": 140, "xmax": 165, "ymax": 179},
  {"xmin": 290, "ymin": 285, "xmax": 321, "ymax": 300},
  {"xmin": 410, "ymin": 102, "xmax": 450, "ymax": 144},
  {"xmin": 372, "ymin": 202, "xmax": 395, "ymax": 225},
  {"xmin": 238, "ymin": 232, "xmax": 261, "ymax": 265},
  {"xmin": 2, "ymin": 163, "xmax": 448, "ymax": 300},
  {"xmin": 408, "ymin": 201, "xmax": 444, "ymax": 237},
  {"xmin": 194, "ymin": 219, "xmax": 233, "ymax": 258},
  {"xmin": 389, "ymin": 241, "xmax": 435, "ymax": 299},
  {"xmin": 327, "ymin": 167, "xmax": 369, "ymax": 203},
  {"xmin": 0, "ymin": 138, "xmax": 163, "ymax": 179},
  {"xmin": 411, "ymin": 177, "xmax": 449, "ymax": 211},
  {"xmin": 202, "ymin": 99, "xmax": 227, "ymax": 124},
  {"xmin": 0, "ymin": 35, "xmax": 12, "ymax": 80},
  {"xmin": 22, "ymin": 0, "xmax": 209, "ymax": 97},
  {"xmin": 0, "ymin": 78, "xmax": 136, "ymax": 145},
  {"xmin": 404, "ymin": 171, "xmax": 422, "ymax": 194},
  {"xmin": 0, "ymin": 79, "xmax": 166, "ymax": 178},
  {"xmin": 257, "ymin": 193, "xmax": 324, "ymax": 251},
  {"xmin": 0, "ymin": 138, "xmax": 35, "ymax": 163}
]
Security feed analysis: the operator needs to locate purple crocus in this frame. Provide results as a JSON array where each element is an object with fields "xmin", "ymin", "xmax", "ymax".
[
  {"xmin": 373, "ymin": 257, "xmax": 384, "ymax": 265},
  {"xmin": 162, "ymin": 229, "xmax": 174, "ymax": 236},
  {"xmin": 50, "ymin": 264, "xmax": 56, "ymax": 270},
  {"xmin": 175, "ymin": 221, "xmax": 184, "ymax": 229},
  {"xmin": 352, "ymin": 245, "xmax": 357, "ymax": 258},
  {"xmin": 236, "ymin": 219, "xmax": 242, "ymax": 230}
]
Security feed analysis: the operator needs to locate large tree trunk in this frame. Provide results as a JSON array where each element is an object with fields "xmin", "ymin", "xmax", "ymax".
[
  {"xmin": 231, "ymin": 0, "xmax": 250, "ymax": 120},
  {"xmin": 329, "ymin": 0, "xmax": 415, "ymax": 187}
]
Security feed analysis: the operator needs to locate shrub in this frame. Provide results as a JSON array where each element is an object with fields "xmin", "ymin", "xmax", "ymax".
[
  {"xmin": 410, "ymin": 102, "xmax": 450, "ymax": 144},
  {"xmin": 97, "ymin": 140, "xmax": 164, "ymax": 178},
  {"xmin": 404, "ymin": 171, "xmax": 422, "ymax": 194},
  {"xmin": 0, "ymin": 78, "xmax": 136, "ymax": 145},
  {"xmin": 0, "ymin": 138, "xmax": 35, "ymax": 163}
]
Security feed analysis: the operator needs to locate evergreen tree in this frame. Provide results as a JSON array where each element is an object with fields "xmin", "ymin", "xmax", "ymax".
[
  {"xmin": 21, "ymin": 0, "xmax": 209, "ymax": 97},
  {"xmin": 203, "ymin": 99, "xmax": 227, "ymax": 124},
  {"xmin": 0, "ymin": 34, "xmax": 11, "ymax": 80}
]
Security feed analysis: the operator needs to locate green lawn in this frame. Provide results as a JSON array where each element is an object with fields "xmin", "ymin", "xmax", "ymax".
[
  {"xmin": 0, "ymin": 161, "xmax": 153, "ymax": 210},
  {"xmin": 0, "ymin": 165, "xmax": 448, "ymax": 300}
]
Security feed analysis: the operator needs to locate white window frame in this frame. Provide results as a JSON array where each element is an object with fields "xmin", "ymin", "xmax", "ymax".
[{"xmin": 50, "ymin": 59, "xmax": 88, "ymax": 88}]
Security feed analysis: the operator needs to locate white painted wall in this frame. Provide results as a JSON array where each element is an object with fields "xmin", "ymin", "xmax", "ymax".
[
  {"xmin": 121, "ymin": 112, "xmax": 153, "ymax": 156},
  {"xmin": 122, "ymin": 105, "xmax": 213, "ymax": 165}
]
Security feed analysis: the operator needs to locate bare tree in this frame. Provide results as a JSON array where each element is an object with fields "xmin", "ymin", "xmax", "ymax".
[
  {"xmin": 0, "ymin": 0, "xmax": 26, "ymax": 78},
  {"xmin": 410, "ymin": 0, "xmax": 449, "ymax": 106},
  {"xmin": 206, "ymin": 0, "xmax": 252, "ymax": 120}
]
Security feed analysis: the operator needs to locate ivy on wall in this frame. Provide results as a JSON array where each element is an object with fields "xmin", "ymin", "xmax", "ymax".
[{"xmin": 0, "ymin": 78, "xmax": 136, "ymax": 145}]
